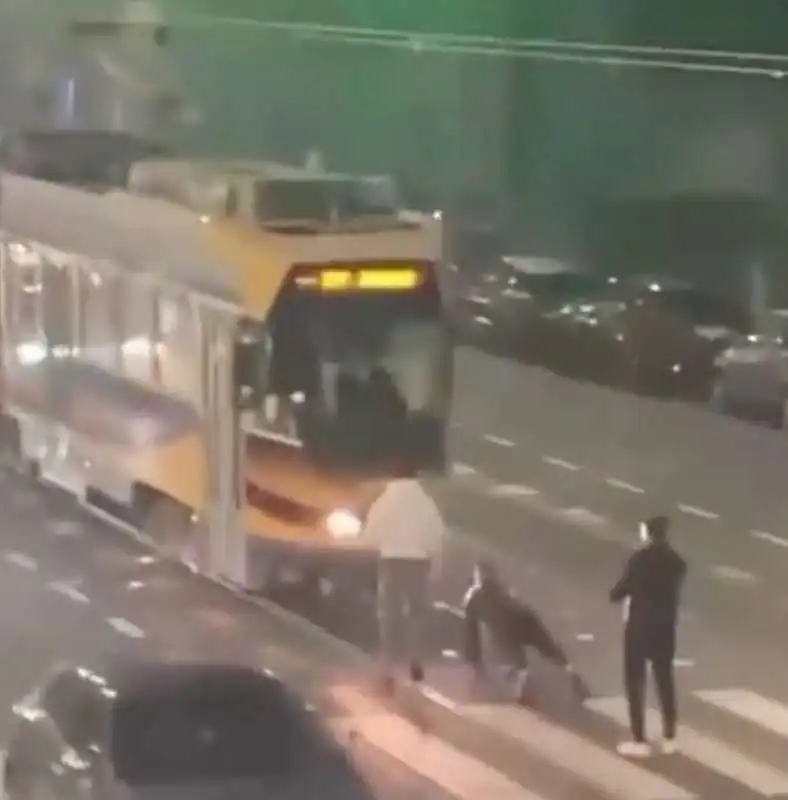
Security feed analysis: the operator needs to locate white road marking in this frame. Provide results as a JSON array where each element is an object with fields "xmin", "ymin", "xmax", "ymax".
[
  {"xmin": 588, "ymin": 695, "xmax": 788, "ymax": 797},
  {"xmin": 560, "ymin": 507, "xmax": 607, "ymax": 525},
  {"xmin": 710, "ymin": 565, "xmax": 758, "ymax": 583},
  {"xmin": 751, "ymin": 530, "xmax": 788, "ymax": 549},
  {"xmin": 48, "ymin": 581, "xmax": 89, "ymax": 603},
  {"xmin": 543, "ymin": 456, "xmax": 580, "ymax": 471},
  {"xmin": 678, "ymin": 504, "xmax": 719, "ymax": 520},
  {"xmin": 419, "ymin": 684, "xmax": 458, "ymax": 710},
  {"xmin": 576, "ymin": 632, "xmax": 595, "ymax": 642},
  {"xmin": 452, "ymin": 462, "xmax": 477, "ymax": 477},
  {"xmin": 605, "ymin": 478, "xmax": 645, "ymax": 494},
  {"xmin": 49, "ymin": 520, "xmax": 82, "ymax": 536},
  {"xmin": 696, "ymin": 688, "xmax": 788, "ymax": 740},
  {"xmin": 3, "ymin": 551, "xmax": 37, "ymax": 570},
  {"xmin": 106, "ymin": 617, "xmax": 145, "ymax": 638},
  {"xmin": 483, "ymin": 434, "xmax": 515, "ymax": 448},
  {"xmin": 464, "ymin": 703, "xmax": 693, "ymax": 800},
  {"xmin": 489, "ymin": 483, "xmax": 539, "ymax": 498},
  {"xmin": 673, "ymin": 658, "xmax": 695, "ymax": 668},
  {"xmin": 330, "ymin": 687, "xmax": 543, "ymax": 800}
]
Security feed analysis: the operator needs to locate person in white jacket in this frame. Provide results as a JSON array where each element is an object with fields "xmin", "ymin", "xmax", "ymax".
[{"xmin": 362, "ymin": 472, "xmax": 446, "ymax": 684}]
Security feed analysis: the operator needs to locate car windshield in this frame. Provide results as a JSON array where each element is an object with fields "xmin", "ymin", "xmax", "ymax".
[
  {"xmin": 517, "ymin": 272, "xmax": 609, "ymax": 305},
  {"xmin": 110, "ymin": 673, "xmax": 311, "ymax": 785},
  {"xmin": 654, "ymin": 288, "xmax": 750, "ymax": 331}
]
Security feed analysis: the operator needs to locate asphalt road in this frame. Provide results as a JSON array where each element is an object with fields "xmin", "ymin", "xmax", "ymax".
[
  {"xmin": 0, "ymin": 459, "xmax": 620, "ymax": 800},
  {"xmin": 270, "ymin": 345, "xmax": 788, "ymax": 799},
  {"xmin": 451, "ymin": 345, "xmax": 788, "ymax": 581},
  {"xmin": 302, "ymin": 347, "xmax": 788, "ymax": 689},
  {"xmin": 0, "ymin": 468, "xmax": 474, "ymax": 800},
  {"xmin": 451, "ymin": 346, "xmax": 788, "ymax": 547},
  {"xmin": 445, "ymin": 348, "xmax": 788, "ymax": 797},
  {"xmin": 4, "ymin": 344, "xmax": 788, "ymax": 798}
]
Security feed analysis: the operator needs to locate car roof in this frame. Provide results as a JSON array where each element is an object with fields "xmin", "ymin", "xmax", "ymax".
[
  {"xmin": 72, "ymin": 658, "xmax": 284, "ymax": 700},
  {"xmin": 501, "ymin": 256, "xmax": 578, "ymax": 275},
  {"xmin": 621, "ymin": 275, "xmax": 697, "ymax": 291}
]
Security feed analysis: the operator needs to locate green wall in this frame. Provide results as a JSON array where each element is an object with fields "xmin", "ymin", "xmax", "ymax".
[
  {"xmin": 162, "ymin": 0, "xmax": 514, "ymax": 37},
  {"xmin": 158, "ymin": 1, "xmax": 788, "ymax": 207},
  {"xmin": 162, "ymin": 0, "xmax": 788, "ymax": 49},
  {"xmin": 32, "ymin": 0, "xmax": 788, "ymax": 267},
  {"xmin": 157, "ymin": 1, "xmax": 516, "ymax": 210}
]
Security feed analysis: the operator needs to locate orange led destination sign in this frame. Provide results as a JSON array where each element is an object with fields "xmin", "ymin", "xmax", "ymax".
[{"xmin": 294, "ymin": 264, "xmax": 423, "ymax": 292}]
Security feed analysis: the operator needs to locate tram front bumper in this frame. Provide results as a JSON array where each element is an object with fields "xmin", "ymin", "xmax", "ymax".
[{"xmin": 247, "ymin": 535, "xmax": 379, "ymax": 595}]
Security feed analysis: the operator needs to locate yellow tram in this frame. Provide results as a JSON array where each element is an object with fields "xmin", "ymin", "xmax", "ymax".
[{"xmin": 0, "ymin": 153, "xmax": 452, "ymax": 588}]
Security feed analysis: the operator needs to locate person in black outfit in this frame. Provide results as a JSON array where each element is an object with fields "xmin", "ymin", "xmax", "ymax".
[
  {"xmin": 610, "ymin": 515, "xmax": 687, "ymax": 758},
  {"xmin": 462, "ymin": 561, "xmax": 588, "ymax": 704}
]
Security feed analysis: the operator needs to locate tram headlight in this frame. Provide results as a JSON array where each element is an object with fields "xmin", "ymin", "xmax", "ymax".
[
  {"xmin": 16, "ymin": 341, "xmax": 47, "ymax": 365},
  {"xmin": 324, "ymin": 508, "xmax": 362, "ymax": 540}
]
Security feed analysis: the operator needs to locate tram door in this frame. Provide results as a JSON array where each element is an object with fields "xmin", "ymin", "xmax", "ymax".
[
  {"xmin": 198, "ymin": 302, "xmax": 248, "ymax": 587},
  {"xmin": 37, "ymin": 253, "xmax": 83, "ymax": 494}
]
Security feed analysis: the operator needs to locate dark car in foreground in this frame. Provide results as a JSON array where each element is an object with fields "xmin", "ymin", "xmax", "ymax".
[
  {"xmin": 4, "ymin": 659, "xmax": 373, "ymax": 800},
  {"xmin": 538, "ymin": 277, "xmax": 751, "ymax": 398}
]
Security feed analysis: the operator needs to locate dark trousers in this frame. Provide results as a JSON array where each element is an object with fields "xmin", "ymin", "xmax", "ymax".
[{"xmin": 624, "ymin": 637, "xmax": 677, "ymax": 742}]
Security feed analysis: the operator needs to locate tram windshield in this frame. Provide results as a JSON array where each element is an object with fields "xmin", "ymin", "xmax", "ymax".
[
  {"xmin": 260, "ymin": 263, "xmax": 450, "ymax": 470},
  {"xmin": 255, "ymin": 177, "xmax": 397, "ymax": 225}
]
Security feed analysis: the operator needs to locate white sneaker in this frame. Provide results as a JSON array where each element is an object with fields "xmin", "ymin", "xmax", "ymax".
[
  {"xmin": 660, "ymin": 738, "xmax": 679, "ymax": 755},
  {"xmin": 616, "ymin": 740, "xmax": 652, "ymax": 758}
]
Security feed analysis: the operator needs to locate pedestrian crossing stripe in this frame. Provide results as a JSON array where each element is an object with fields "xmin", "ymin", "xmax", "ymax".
[
  {"xmin": 329, "ymin": 686, "xmax": 543, "ymax": 800},
  {"xmin": 458, "ymin": 687, "xmax": 788, "ymax": 799},
  {"xmin": 587, "ymin": 696, "xmax": 788, "ymax": 797},
  {"xmin": 464, "ymin": 703, "xmax": 692, "ymax": 800},
  {"xmin": 328, "ymin": 685, "xmax": 788, "ymax": 799},
  {"xmin": 696, "ymin": 689, "xmax": 788, "ymax": 740}
]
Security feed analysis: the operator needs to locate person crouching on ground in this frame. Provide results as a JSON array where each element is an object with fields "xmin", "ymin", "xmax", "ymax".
[{"xmin": 462, "ymin": 560, "xmax": 589, "ymax": 704}]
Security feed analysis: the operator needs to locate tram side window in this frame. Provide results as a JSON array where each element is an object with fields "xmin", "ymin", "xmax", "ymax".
[
  {"xmin": 157, "ymin": 292, "xmax": 199, "ymax": 403},
  {"xmin": 82, "ymin": 265, "xmax": 124, "ymax": 371},
  {"xmin": 40, "ymin": 259, "xmax": 75, "ymax": 354},
  {"xmin": 121, "ymin": 280, "xmax": 159, "ymax": 386},
  {"xmin": 4, "ymin": 243, "xmax": 43, "ymax": 363}
]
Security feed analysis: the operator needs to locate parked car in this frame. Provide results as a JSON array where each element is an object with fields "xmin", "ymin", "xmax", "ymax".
[
  {"xmin": 441, "ymin": 222, "xmax": 504, "ymax": 312},
  {"xmin": 4, "ymin": 659, "xmax": 373, "ymax": 800},
  {"xmin": 537, "ymin": 277, "xmax": 751, "ymax": 397},
  {"xmin": 711, "ymin": 310, "xmax": 788, "ymax": 428},
  {"xmin": 447, "ymin": 255, "xmax": 605, "ymax": 358}
]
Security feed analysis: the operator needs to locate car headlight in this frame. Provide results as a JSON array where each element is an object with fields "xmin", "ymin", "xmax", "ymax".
[{"xmin": 324, "ymin": 508, "xmax": 362, "ymax": 540}]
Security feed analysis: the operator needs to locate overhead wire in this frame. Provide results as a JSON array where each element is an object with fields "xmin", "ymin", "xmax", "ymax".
[{"xmin": 170, "ymin": 16, "xmax": 788, "ymax": 79}]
